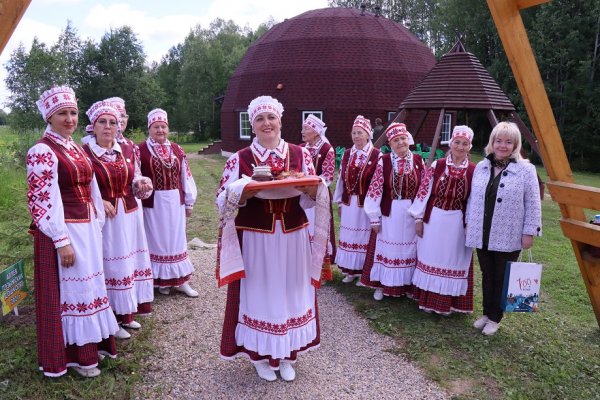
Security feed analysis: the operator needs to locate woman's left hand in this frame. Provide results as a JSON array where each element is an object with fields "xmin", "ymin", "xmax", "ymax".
[
  {"xmin": 296, "ymin": 185, "xmax": 317, "ymax": 200},
  {"xmin": 522, "ymin": 234, "xmax": 534, "ymax": 249},
  {"xmin": 186, "ymin": 208, "xmax": 193, "ymax": 218},
  {"xmin": 103, "ymin": 200, "xmax": 116, "ymax": 218}
]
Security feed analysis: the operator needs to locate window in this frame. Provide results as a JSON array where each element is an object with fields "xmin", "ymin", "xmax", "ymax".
[
  {"xmin": 387, "ymin": 111, "xmax": 396, "ymax": 122},
  {"xmin": 440, "ymin": 113, "xmax": 452, "ymax": 144},
  {"xmin": 239, "ymin": 112, "xmax": 251, "ymax": 140},
  {"xmin": 302, "ymin": 111, "xmax": 323, "ymax": 123}
]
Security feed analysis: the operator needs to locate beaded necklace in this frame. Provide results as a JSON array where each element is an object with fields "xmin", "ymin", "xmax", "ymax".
[
  {"xmin": 344, "ymin": 148, "xmax": 370, "ymax": 194},
  {"xmin": 391, "ymin": 151, "xmax": 411, "ymax": 199},
  {"xmin": 149, "ymin": 139, "xmax": 175, "ymax": 169}
]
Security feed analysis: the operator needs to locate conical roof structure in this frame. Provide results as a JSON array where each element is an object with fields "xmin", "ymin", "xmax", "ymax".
[{"xmin": 400, "ymin": 41, "xmax": 514, "ymax": 111}]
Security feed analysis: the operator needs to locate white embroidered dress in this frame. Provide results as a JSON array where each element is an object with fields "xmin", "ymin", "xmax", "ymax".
[
  {"xmin": 364, "ymin": 152, "xmax": 419, "ymax": 290},
  {"xmin": 216, "ymin": 139, "xmax": 319, "ymax": 362},
  {"xmin": 86, "ymin": 137, "xmax": 153, "ymax": 315},
  {"xmin": 142, "ymin": 138, "xmax": 197, "ymax": 284},
  {"xmin": 26, "ymin": 129, "xmax": 119, "ymax": 346},
  {"xmin": 408, "ymin": 157, "xmax": 473, "ymax": 296},
  {"xmin": 333, "ymin": 142, "xmax": 377, "ymax": 274}
]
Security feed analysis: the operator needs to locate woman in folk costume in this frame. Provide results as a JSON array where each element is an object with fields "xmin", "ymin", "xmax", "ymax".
[
  {"xmin": 82, "ymin": 101, "xmax": 154, "ymax": 340},
  {"xmin": 333, "ymin": 116, "xmax": 381, "ymax": 284},
  {"xmin": 300, "ymin": 114, "xmax": 336, "ymax": 282},
  {"xmin": 216, "ymin": 96, "xmax": 329, "ymax": 382},
  {"xmin": 360, "ymin": 123, "xmax": 424, "ymax": 300},
  {"xmin": 408, "ymin": 126, "xmax": 476, "ymax": 314},
  {"xmin": 105, "ymin": 97, "xmax": 153, "ymax": 316},
  {"xmin": 139, "ymin": 109, "xmax": 199, "ymax": 297},
  {"xmin": 26, "ymin": 86, "xmax": 119, "ymax": 378}
]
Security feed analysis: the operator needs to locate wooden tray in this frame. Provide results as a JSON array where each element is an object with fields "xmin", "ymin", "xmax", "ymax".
[{"xmin": 246, "ymin": 176, "xmax": 320, "ymax": 199}]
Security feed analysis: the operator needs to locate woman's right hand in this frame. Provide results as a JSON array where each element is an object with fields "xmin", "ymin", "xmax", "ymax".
[
  {"xmin": 415, "ymin": 220, "xmax": 424, "ymax": 238},
  {"xmin": 239, "ymin": 188, "xmax": 260, "ymax": 205},
  {"xmin": 103, "ymin": 200, "xmax": 116, "ymax": 218},
  {"xmin": 337, "ymin": 205, "xmax": 342, "ymax": 219},
  {"xmin": 58, "ymin": 245, "xmax": 76, "ymax": 268}
]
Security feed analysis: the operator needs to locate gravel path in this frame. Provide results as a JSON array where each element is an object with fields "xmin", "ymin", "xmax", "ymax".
[{"xmin": 135, "ymin": 248, "xmax": 448, "ymax": 400}]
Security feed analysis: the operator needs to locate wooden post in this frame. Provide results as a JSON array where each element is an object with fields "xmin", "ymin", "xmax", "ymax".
[
  {"xmin": 0, "ymin": 0, "xmax": 32, "ymax": 56},
  {"xmin": 427, "ymin": 108, "xmax": 445, "ymax": 167},
  {"xmin": 487, "ymin": 0, "xmax": 600, "ymax": 328},
  {"xmin": 487, "ymin": 109, "xmax": 499, "ymax": 127}
]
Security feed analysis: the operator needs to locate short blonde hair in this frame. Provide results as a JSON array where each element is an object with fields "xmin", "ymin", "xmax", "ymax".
[{"xmin": 484, "ymin": 121, "xmax": 523, "ymax": 162}]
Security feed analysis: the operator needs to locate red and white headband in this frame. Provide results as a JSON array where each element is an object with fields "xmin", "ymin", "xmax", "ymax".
[
  {"xmin": 248, "ymin": 96, "xmax": 284, "ymax": 124},
  {"xmin": 36, "ymin": 86, "xmax": 78, "ymax": 122},
  {"xmin": 385, "ymin": 122, "xmax": 414, "ymax": 145},
  {"xmin": 86, "ymin": 100, "xmax": 120, "ymax": 127},
  {"xmin": 352, "ymin": 115, "xmax": 373, "ymax": 139},
  {"xmin": 148, "ymin": 108, "xmax": 168, "ymax": 128},
  {"xmin": 303, "ymin": 114, "xmax": 327, "ymax": 137}
]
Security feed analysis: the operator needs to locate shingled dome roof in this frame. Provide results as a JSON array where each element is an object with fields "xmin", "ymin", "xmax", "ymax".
[
  {"xmin": 220, "ymin": 7, "xmax": 436, "ymax": 152},
  {"xmin": 400, "ymin": 41, "xmax": 515, "ymax": 111}
]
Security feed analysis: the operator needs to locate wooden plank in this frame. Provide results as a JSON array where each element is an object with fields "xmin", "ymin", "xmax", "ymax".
[
  {"xmin": 516, "ymin": 0, "xmax": 550, "ymax": 9},
  {"xmin": 559, "ymin": 218, "xmax": 600, "ymax": 248},
  {"xmin": 547, "ymin": 181, "xmax": 600, "ymax": 211},
  {"xmin": 427, "ymin": 108, "xmax": 445, "ymax": 167},
  {"xmin": 487, "ymin": 0, "xmax": 600, "ymax": 327},
  {"xmin": 487, "ymin": 109, "xmax": 498, "ymax": 127},
  {"xmin": 0, "ymin": 0, "xmax": 32, "ymax": 56},
  {"xmin": 511, "ymin": 111, "xmax": 541, "ymax": 159}
]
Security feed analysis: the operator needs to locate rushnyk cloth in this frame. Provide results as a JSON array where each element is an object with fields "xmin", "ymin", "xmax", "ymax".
[{"xmin": 217, "ymin": 178, "xmax": 330, "ymax": 288}]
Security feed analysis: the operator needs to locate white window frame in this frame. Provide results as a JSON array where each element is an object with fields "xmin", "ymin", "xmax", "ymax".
[
  {"xmin": 440, "ymin": 113, "xmax": 452, "ymax": 144},
  {"xmin": 239, "ymin": 112, "xmax": 251, "ymax": 140},
  {"xmin": 302, "ymin": 110, "xmax": 323, "ymax": 123},
  {"xmin": 387, "ymin": 111, "xmax": 396, "ymax": 122}
]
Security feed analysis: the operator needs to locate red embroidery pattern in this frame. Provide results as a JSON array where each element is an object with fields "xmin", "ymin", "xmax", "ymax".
[
  {"xmin": 339, "ymin": 225, "xmax": 370, "ymax": 232},
  {"xmin": 416, "ymin": 167, "xmax": 434, "ymax": 200},
  {"xmin": 339, "ymin": 240, "xmax": 369, "ymax": 251},
  {"xmin": 150, "ymin": 252, "xmax": 188, "ymax": 263},
  {"xmin": 416, "ymin": 260, "xmax": 467, "ymax": 279},
  {"xmin": 61, "ymin": 270, "xmax": 104, "ymax": 282},
  {"xmin": 241, "ymin": 309, "xmax": 314, "ymax": 335},
  {"xmin": 378, "ymin": 238, "xmax": 417, "ymax": 246},
  {"xmin": 134, "ymin": 268, "xmax": 153, "ymax": 280},
  {"xmin": 61, "ymin": 296, "xmax": 109, "ymax": 315},
  {"xmin": 432, "ymin": 169, "xmax": 468, "ymax": 211},
  {"xmin": 217, "ymin": 156, "xmax": 238, "ymax": 197},
  {"xmin": 27, "ymin": 151, "xmax": 57, "ymax": 223},
  {"xmin": 105, "ymin": 273, "xmax": 135, "ymax": 288},
  {"xmin": 375, "ymin": 254, "xmax": 417, "ymax": 267},
  {"xmin": 322, "ymin": 149, "xmax": 335, "ymax": 184},
  {"xmin": 367, "ymin": 163, "xmax": 384, "ymax": 200},
  {"xmin": 303, "ymin": 149, "xmax": 316, "ymax": 175},
  {"xmin": 103, "ymin": 248, "xmax": 148, "ymax": 262},
  {"xmin": 27, "ymin": 151, "xmax": 55, "ymax": 167}
]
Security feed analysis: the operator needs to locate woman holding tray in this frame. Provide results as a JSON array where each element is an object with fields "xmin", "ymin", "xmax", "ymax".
[
  {"xmin": 361, "ymin": 123, "xmax": 424, "ymax": 300},
  {"xmin": 333, "ymin": 115, "xmax": 381, "ymax": 283},
  {"xmin": 300, "ymin": 114, "xmax": 336, "ymax": 282},
  {"xmin": 466, "ymin": 122, "xmax": 542, "ymax": 336},
  {"xmin": 216, "ymin": 95, "xmax": 329, "ymax": 382}
]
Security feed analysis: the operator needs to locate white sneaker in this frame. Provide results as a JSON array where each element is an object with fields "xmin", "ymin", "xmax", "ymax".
[
  {"xmin": 175, "ymin": 282, "xmax": 199, "ymax": 298},
  {"xmin": 114, "ymin": 327, "xmax": 131, "ymax": 340},
  {"xmin": 482, "ymin": 321, "xmax": 500, "ymax": 336},
  {"xmin": 122, "ymin": 320, "xmax": 141, "ymax": 330},
  {"xmin": 254, "ymin": 362, "xmax": 277, "ymax": 381},
  {"xmin": 279, "ymin": 361, "xmax": 296, "ymax": 381},
  {"xmin": 473, "ymin": 315, "xmax": 489, "ymax": 330},
  {"xmin": 72, "ymin": 366, "xmax": 101, "ymax": 378},
  {"xmin": 373, "ymin": 288, "xmax": 384, "ymax": 301},
  {"xmin": 158, "ymin": 287, "xmax": 171, "ymax": 295},
  {"xmin": 342, "ymin": 275, "xmax": 356, "ymax": 283}
]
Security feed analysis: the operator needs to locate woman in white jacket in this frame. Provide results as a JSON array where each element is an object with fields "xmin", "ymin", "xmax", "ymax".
[{"xmin": 466, "ymin": 121, "xmax": 542, "ymax": 336}]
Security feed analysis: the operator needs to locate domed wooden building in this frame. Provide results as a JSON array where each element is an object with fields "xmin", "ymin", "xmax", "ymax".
[{"xmin": 220, "ymin": 7, "xmax": 436, "ymax": 153}]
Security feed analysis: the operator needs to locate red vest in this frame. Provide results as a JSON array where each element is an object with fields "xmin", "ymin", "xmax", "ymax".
[
  {"xmin": 83, "ymin": 143, "xmax": 138, "ymax": 213},
  {"xmin": 40, "ymin": 137, "xmax": 94, "ymax": 222},
  {"xmin": 423, "ymin": 158, "xmax": 475, "ymax": 224},
  {"xmin": 235, "ymin": 144, "xmax": 308, "ymax": 233},
  {"xmin": 301, "ymin": 142, "xmax": 332, "ymax": 176},
  {"xmin": 340, "ymin": 147, "xmax": 380, "ymax": 207},
  {"xmin": 380, "ymin": 153, "xmax": 423, "ymax": 217},
  {"xmin": 139, "ymin": 141, "xmax": 185, "ymax": 208}
]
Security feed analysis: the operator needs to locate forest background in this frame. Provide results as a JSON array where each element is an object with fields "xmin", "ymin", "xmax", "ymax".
[{"xmin": 1, "ymin": 0, "xmax": 599, "ymax": 171}]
